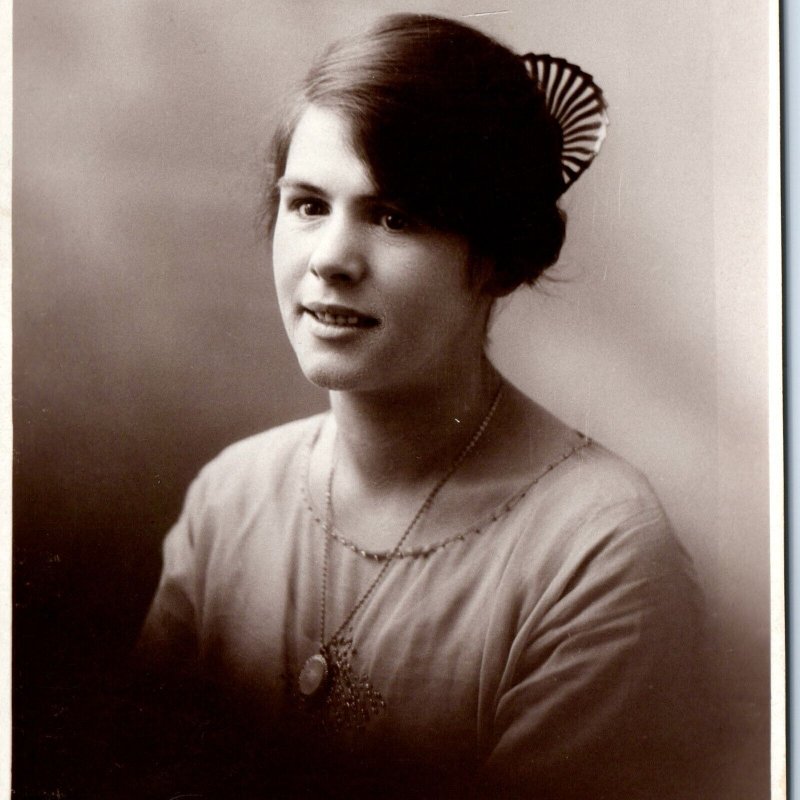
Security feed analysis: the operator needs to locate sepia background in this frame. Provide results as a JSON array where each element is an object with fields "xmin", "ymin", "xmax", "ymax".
[{"xmin": 13, "ymin": 0, "xmax": 774, "ymax": 796}]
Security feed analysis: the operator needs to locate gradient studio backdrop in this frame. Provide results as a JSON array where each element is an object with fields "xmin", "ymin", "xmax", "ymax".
[{"xmin": 13, "ymin": 1, "xmax": 772, "ymax": 797}]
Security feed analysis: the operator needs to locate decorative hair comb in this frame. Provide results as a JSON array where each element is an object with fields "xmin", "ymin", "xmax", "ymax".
[{"xmin": 522, "ymin": 54, "xmax": 608, "ymax": 192}]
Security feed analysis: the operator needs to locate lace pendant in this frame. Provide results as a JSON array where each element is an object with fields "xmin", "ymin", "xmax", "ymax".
[{"xmin": 292, "ymin": 635, "xmax": 385, "ymax": 735}]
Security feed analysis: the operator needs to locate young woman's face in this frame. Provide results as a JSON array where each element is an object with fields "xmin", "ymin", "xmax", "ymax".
[{"xmin": 272, "ymin": 105, "xmax": 492, "ymax": 394}]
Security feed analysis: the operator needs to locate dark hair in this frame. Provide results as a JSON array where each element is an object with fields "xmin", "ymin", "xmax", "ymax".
[{"xmin": 264, "ymin": 14, "xmax": 566, "ymax": 294}]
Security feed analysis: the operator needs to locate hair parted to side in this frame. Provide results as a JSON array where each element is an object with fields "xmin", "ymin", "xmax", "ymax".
[{"xmin": 263, "ymin": 13, "xmax": 566, "ymax": 294}]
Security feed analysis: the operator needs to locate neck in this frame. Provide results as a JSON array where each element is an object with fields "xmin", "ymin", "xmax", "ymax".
[{"xmin": 328, "ymin": 358, "xmax": 502, "ymax": 490}]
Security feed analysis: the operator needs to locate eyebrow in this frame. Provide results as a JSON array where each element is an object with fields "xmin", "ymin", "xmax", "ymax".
[
  {"xmin": 276, "ymin": 176, "xmax": 386, "ymax": 205},
  {"xmin": 276, "ymin": 177, "xmax": 327, "ymax": 195}
]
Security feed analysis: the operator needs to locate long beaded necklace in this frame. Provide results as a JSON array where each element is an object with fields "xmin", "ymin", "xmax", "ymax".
[{"xmin": 294, "ymin": 384, "xmax": 503, "ymax": 731}]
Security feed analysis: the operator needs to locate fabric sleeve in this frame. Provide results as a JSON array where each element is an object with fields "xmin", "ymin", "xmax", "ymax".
[
  {"xmin": 107, "ymin": 476, "xmax": 237, "ymax": 797},
  {"xmin": 483, "ymin": 503, "xmax": 703, "ymax": 800},
  {"xmin": 136, "ymin": 478, "xmax": 205, "ymax": 672}
]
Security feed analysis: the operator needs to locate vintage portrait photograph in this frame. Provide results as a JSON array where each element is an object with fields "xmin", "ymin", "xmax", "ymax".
[{"xmin": 12, "ymin": 1, "xmax": 780, "ymax": 797}]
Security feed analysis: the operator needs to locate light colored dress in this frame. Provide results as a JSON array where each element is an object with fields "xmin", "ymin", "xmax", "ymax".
[{"xmin": 140, "ymin": 413, "xmax": 702, "ymax": 798}]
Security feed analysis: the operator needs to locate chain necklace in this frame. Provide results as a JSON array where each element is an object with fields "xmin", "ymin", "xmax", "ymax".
[
  {"xmin": 294, "ymin": 384, "xmax": 503, "ymax": 729},
  {"xmin": 321, "ymin": 434, "xmax": 592, "ymax": 561}
]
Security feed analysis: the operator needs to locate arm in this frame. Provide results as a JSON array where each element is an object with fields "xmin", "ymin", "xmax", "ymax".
[
  {"xmin": 136, "ymin": 493, "xmax": 201, "ymax": 672},
  {"xmin": 483, "ymin": 504, "xmax": 704, "ymax": 800},
  {"xmin": 106, "ymin": 480, "xmax": 214, "ymax": 797}
]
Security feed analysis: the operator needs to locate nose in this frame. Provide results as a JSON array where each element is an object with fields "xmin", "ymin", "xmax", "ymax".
[{"xmin": 308, "ymin": 213, "xmax": 367, "ymax": 284}]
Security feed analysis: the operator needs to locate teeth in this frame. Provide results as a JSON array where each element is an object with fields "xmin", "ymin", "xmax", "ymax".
[{"xmin": 313, "ymin": 311, "xmax": 363, "ymax": 326}]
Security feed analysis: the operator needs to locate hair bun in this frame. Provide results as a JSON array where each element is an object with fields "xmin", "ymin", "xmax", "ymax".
[{"xmin": 522, "ymin": 54, "xmax": 608, "ymax": 192}]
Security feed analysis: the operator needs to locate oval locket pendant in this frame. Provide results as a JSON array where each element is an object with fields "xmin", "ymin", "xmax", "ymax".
[{"xmin": 298, "ymin": 653, "xmax": 329, "ymax": 697}]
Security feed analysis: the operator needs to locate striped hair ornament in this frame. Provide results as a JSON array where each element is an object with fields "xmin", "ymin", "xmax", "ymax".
[{"xmin": 522, "ymin": 53, "xmax": 608, "ymax": 194}]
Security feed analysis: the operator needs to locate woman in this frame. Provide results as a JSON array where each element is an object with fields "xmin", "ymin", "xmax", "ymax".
[{"xmin": 134, "ymin": 13, "xmax": 701, "ymax": 799}]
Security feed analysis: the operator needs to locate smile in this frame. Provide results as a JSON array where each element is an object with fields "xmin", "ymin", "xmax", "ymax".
[{"xmin": 304, "ymin": 305, "xmax": 379, "ymax": 329}]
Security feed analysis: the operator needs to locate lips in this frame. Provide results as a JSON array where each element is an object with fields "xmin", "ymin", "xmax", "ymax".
[{"xmin": 303, "ymin": 302, "xmax": 379, "ymax": 329}]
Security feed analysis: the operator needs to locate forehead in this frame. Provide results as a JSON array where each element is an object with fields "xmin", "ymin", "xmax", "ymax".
[{"xmin": 283, "ymin": 105, "xmax": 375, "ymax": 195}]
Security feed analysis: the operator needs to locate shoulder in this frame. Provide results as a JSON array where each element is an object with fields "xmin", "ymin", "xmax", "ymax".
[
  {"xmin": 499, "ymin": 439, "xmax": 701, "ymax": 690},
  {"xmin": 486, "ymin": 441, "xmax": 702, "ymax": 799},
  {"xmin": 203, "ymin": 412, "xmax": 325, "ymax": 472},
  {"xmin": 541, "ymin": 438, "xmax": 664, "ymax": 518},
  {"xmin": 517, "ymin": 438, "xmax": 693, "ymax": 589},
  {"xmin": 492, "ymin": 387, "xmax": 664, "ymax": 523},
  {"xmin": 185, "ymin": 412, "xmax": 327, "ymax": 511},
  {"xmin": 486, "ymin": 386, "xmax": 688, "ymax": 582}
]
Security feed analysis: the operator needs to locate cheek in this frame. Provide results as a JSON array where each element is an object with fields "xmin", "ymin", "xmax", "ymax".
[
  {"xmin": 409, "ymin": 243, "xmax": 476, "ymax": 308},
  {"xmin": 271, "ymin": 224, "xmax": 301, "ymax": 295}
]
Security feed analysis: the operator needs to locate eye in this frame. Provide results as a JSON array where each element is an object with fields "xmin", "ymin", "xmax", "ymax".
[
  {"xmin": 378, "ymin": 209, "xmax": 410, "ymax": 232},
  {"xmin": 288, "ymin": 197, "xmax": 328, "ymax": 218}
]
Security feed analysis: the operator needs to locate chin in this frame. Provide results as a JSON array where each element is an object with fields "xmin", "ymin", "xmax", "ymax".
[{"xmin": 298, "ymin": 361, "xmax": 370, "ymax": 392}]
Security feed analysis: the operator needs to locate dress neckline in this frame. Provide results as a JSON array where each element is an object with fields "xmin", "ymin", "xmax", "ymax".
[{"xmin": 298, "ymin": 413, "xmax": 593, "ymax": 562}]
